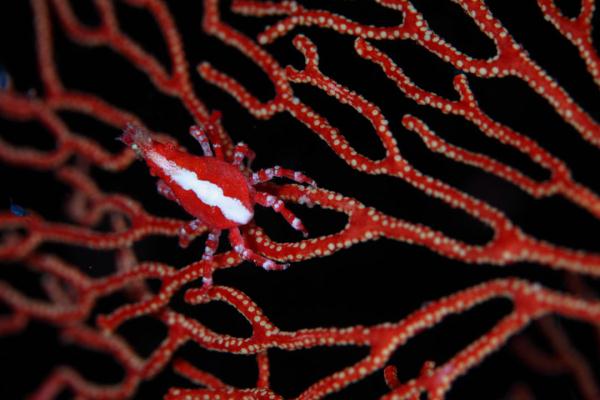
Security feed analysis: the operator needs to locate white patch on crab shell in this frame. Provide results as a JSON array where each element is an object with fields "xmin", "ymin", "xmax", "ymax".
[{"xmin": 148, "ymin": 151, "xmax": 253, "ymax": 225}]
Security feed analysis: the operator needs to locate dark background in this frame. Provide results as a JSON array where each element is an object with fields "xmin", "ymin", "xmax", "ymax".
[{"xmin": 1, "ymin": 0, "xmax": 599, "ymax": 398}]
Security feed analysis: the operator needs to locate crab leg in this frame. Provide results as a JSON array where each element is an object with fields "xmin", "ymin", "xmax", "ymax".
[
  {"xmin": 189, "ymin": 125, "xmax": 214, "ymax": 157},
  {"xmin": 202, "ymin": 229, "xmax": 221, "ymax": 260},
  {"xmin": 178, "ymin": 219, "xmax": 203, "ymax": 248},
  {"xmin": 156, "ymin": 179, "xmax": 178, "ymax": 202},
  {"xmin": 251, "ymin": 166, "xmax": 316, "ymax": 186},
  {"xmin": 232, "ymin": 142, "xmax": 256, "ymax": 168},
  {"xmin": 229, "ymin": 227, "xmax": 289, "ymax": 270},
  {"xmin": 255, "ymin": 192, "xmax": 308, "ymax": 237}
]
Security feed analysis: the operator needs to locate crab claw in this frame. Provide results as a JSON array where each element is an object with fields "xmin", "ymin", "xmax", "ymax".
[{"xmin": 119, "ymin": 123, "xmax": 153, "ymax": 152}]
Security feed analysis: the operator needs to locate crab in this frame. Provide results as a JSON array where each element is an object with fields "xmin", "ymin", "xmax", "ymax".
[{"xmin": 120, "ymin": 119, "xmax": 315, "ymax": 271}]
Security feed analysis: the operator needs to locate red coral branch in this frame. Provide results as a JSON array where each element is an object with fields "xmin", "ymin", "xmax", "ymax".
[
  {"xmin": 234, "ymin": 0, "xmax": 600, "ymax": 146},
  {"xmin": 32, "ymin": 278, "xmax": 600, "ymax": 399},
  {"xmin": 513, "ymin": 317, "xmax": 600, "ymax": 400}
]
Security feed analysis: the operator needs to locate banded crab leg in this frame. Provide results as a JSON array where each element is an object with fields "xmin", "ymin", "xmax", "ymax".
[
  {"xmin": 189, "ymin": 125, "xmax": 216, "ymax": 157},
  {"xmin": 189, "ymin": 113, "xmax": 225, "ymax": 160},
  {"xmin": 251, "ymin": 166, "xmax": 316, "ymax": 186},
  {"xmin": 177, "ymin": 219, "xmax": 203, "ymax": 248},
  {"xmin": 156, "ymin": 179, "xmax": 178, "ymax": 202},
  {"xmin": 203, "ymin": 229, "xmax": 221, "ymax": 261},
  {"xmin": 232, "ymin": 142, "xmax": 256, "ymax": 168},
  {"xmin": 177, "ymin": 220, "xmax": 221, "ymax": 264},
  {"xmin": 229, "ymin": 227, "xmax": 289, "ymax": 271},
  {"xmin": 255, "ymin": 192, "xmax": 308, "ymax": 237}
]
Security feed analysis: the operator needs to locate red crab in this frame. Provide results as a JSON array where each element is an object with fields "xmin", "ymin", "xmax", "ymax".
[{"xmin": 120, "ymin": 119, "xmax": 315, "ymax": 272}]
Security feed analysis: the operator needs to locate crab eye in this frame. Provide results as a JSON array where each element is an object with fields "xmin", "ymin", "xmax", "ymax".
[{"xmin": 130, "ymin": 143, "xmax": 144, "ymax": 158}]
